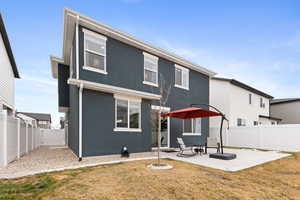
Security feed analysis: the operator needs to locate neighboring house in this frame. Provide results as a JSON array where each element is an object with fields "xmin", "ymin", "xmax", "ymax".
[
  {"xmin": 210, "ymin": 77, "xmax": 280, "ymax": 127},
  {"xmin": 0, "ymin": 13, "xmax": 20, "ymax": 115},
  {"xmin": 270, "ymin": 98, "xmax": 300, "ymax": 124},
  {"xmin": 18, "ymin": 112, "xmax": 51, "ymax": 129},
  {"xmin": 50, "ymin": 8, "xmax": 216, "ymax": 159}
]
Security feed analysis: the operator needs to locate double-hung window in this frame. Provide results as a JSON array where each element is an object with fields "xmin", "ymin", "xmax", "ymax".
[
  {"xmin": 143, "ymin": 52, "xmax": 158, "ymax": 86},
  {"xmin": 175, "ymin": 64, "xmax": 189, "ymax": 90},
  {"xmin": 237, "ymin": 118, "xmax": 246, "ymax": 126},
  {"xmin": 83, "ymin": 29, "xmax": 107, "ymax": 74},
  {"xmin": 114, "ymin": 95, "xmax": 141, "ymax": 132},
  {"xmin": 183, "ymin": 118, "xmax": 201, "ymax": 136}
]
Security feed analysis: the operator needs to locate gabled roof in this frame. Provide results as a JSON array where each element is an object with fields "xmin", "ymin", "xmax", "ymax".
[
  {"xmin": 51, "ymin": 8, "xmax": 216, "ymax": 78},
  {"xmin": 270, "ymin": 98, "xmax": 300, "ymax": 105},
  {"xmin": 18, "ymin": 112, "xmax": 51, "ymax": 123},
  {"xmin": 212, "ymin": 77, "xmax": 273, "ymax": 99},
  {"xmin": 0, "ymin": 13, "xmax": 20, "ymax": 78}
]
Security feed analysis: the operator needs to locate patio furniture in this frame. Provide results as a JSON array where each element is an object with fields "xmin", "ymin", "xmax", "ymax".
[
  {"xmin": 177, "ymin": 138, "xmax": 196, "ymax": 157},
  {"xmin": 193, "ymin": 144, "xmax": 204, "ymax": 155},
  {"xmin": 205, "ymin": 137, "xmax": 221, "ymax": 154}
]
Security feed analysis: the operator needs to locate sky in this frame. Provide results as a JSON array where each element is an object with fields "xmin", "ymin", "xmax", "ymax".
[{"xmin": 1, "ymin": 0, "xmax": 300, "ymax": 127}]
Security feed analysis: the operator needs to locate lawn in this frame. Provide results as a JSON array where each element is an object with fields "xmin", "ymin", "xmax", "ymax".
[{"xmin": 0, "ymin": 153, "xmax": 300, "ymax": 200}]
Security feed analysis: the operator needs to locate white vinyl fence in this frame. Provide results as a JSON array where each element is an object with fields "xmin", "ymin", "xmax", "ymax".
[
  {"xmin": 39, "ymin": 129, "xmax": 65, "ymax": 146},
  {"xmin": 0, "ymin": 110, "xmax": 41, "ymax": 167},
  {"xmin": 210, "ymin": 124, "xmax": 300, "ymax": 152}
]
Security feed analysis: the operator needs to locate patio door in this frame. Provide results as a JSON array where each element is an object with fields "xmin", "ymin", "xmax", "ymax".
[{"xmin": 151, "ymin": 106, "xmax": 170, "ymax": 148}]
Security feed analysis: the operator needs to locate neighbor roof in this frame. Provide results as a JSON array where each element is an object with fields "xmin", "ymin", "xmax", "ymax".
[
  {"xmin": 51, "ymin": 7, "xmax": 216, "ymax": 78},
  {"xmin": 0, "ymin": 13, "xmax": 20, "ymax": 78},
  {"xmin": 270, "ymin": 98, "xmax": 300, "ymax": 105},
  {"xmin": 259, "ymin": 115, "xmax": 282, "ymax": 121},
  {"xmin": 212, "ymin": 77, "xmax": 273, "ymax": 99},
  {"xmin": 18, "ymin": 112, "xmax": 51, "ymax": 123}
]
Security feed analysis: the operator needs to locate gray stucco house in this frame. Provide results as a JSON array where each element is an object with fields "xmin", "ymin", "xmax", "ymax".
[{"xmin": 51, "ymin": 8, "xmax": 216, "ymax": 160}]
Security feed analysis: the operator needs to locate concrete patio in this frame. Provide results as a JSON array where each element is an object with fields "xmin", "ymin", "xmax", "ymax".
[
  {"xmin": 162, "ymin": 148, "xmax": 290, "ymax": 171},
  {"xmin": 0, "ymin": 146, "xmax": 291, "ymax": 179}
]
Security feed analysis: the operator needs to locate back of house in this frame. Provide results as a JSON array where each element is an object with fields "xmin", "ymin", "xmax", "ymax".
[
  {"xmin": 0, "ymin": 13, "xmax": 20, "ymax": 116},
  {"xmin": 51, "ymin": 8, "xmax": 216, "ymax": 159}
]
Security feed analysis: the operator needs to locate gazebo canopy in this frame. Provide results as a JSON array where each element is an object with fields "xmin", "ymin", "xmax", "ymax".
[{"xmin": 161, "ymin": 107, "xmax": 221, "ymax": 119}]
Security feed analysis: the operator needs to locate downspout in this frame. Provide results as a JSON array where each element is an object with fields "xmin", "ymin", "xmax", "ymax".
[
  {"xmin": 75, "ymin": 14, "xmax": 83, "ymax": 161},
  {"xmin": 79, "ymin": 83, "xmax": 83, "ymax": 161}
]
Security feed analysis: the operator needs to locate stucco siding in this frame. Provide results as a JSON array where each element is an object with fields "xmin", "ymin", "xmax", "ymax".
[{"xmin": 0, "ymin": 33, "xmax": 14, "ymax": 109}]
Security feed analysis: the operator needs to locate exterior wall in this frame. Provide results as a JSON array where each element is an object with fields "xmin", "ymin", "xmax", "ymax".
[
  {"xmin": 210, "ymin": 79, "xmax": 271, "ymax": 127},
  {"xmin": 0, "ymin": 33, "xmax": 15, "ymax": 109},
  {"xmin": 270, "ymin": 101, "xmax": 300, "ymax": 124},
  {"xmin": 229, "ymin": 84, "xmax": 270, "ymax": 126},
  {"xmin": 58, "ymin": 64, "xmax": 70, "ymax": 108},
  {"xmin": 71, "ymin": 26, "xmax": 210, "ymax": 156},
  {"xmin": 68, "ymin": 85, "xmax": 79, "ymax": 156},
  {"xmin": 209, "ymin": 79, "xmax": 231, "ymax": 128}
]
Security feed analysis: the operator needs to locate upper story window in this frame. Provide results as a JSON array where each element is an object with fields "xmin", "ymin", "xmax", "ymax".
[
  {"xmin": 260, "ymin": 98, "xmax": 265, "ymax": 108},
  {"xmin": 83, "ymin": 29, "xmax": 107, "ymax": 74},
  {"xmin": 183, "ymin": 118, "xmax": 201, "ymax": 136},
  {"xmin": 143, "ymin": 52, "xmax": 158, "ymax": 87},
  {"xmin": 249, "ymin": 93, "xmax": 252, "ymax": 104},
  {"xmin": 237, "ymin": 118, "xmax": 246, "ymax": 126},
  {"xmin": 175, "ymin": 64, "xmax": 189, "ymax": 90},
  {"xmin": 114, "ymin": 95, "xmax": 141, "ymax": 132}
]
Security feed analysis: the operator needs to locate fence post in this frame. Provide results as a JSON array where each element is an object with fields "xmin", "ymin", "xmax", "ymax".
[
  {"xmin": 2, "ymin": 110, "xmax": 7, "ymax": 166},
  {"xmin": 17, "ymin": 118, "xmax": 21, "ymax": 159},
  {"xmin": 25, "ymin": 122, "xmax": 28, "ymax": 153}
]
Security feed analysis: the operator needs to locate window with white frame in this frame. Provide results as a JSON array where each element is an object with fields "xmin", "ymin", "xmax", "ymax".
[
  {"xmin": 175, "ymin": 64, "xmax": 189, "ymax": 90},
  {"xmin": 237, "ymin": 118, "xmax": 246, "ymax": 126},
  {"xmin": 183, "ymin": 118, "xmax": 201, "ymax": 135},
  {"xmin": 115, "ymin": 96, "xmax": 141, "ymax": 132},
  {"xmin": 83, "ymin": 29, "xmax": 107, "ymax": 74},
  {"xmin": 143, "ymin": 52, "xmax": 158, "ymax": 86}
]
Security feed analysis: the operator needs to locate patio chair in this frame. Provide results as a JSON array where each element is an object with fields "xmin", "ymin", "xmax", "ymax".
[
  {"xmin": 177, "ymin": 138, "xmax": 196, "ymax": 157},
  {"xmin": 205, "ymin": 137, "xmax": 220, "ymax": 154}
]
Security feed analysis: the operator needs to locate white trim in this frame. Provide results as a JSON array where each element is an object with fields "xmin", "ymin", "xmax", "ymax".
[
  {"xmin": 143, "ymin": 52, "xmax": 158, "ymax": 60},
  {"xmin": 83, "ymin": 28, "xmax": 107, "ymax": 41},
  {"xmin": 183, "ymin": 133, "xmax": 201, "ymax": 136},
  {"xmin": 83, "ymin": 66, "xmax": 108, "ymax": 74},
  {"xmin": 143, "ymin": 81, "xmax": 158, "ymax": 87},
  {"xmin": 50, "ymin": 56, "xmax": 64, "ymax": 78},
  {"xmin": 114, "ymin": 97, "xmax": 142, "ymax": 131},
  {"xmin": 76, "ymin": 16, "xmax": 79, "ymax": 79},
  {"xmin": 175, "ymin": 64, "xmax": 189, "ymax": 90},
  {"xmin": 62, "ymin": 8, "xmax": 216, "ymax": 78},
  {"xmin": 78, "ymin": 84, "xmax": 83, "ymax": 159},
  {"xmin": 68, "ymin": 78, "xmax": 161, "ymax": 100},
  {"xmin": 151, "ymin": 106, "xmax": 171, "ymax": 148},
  {"xmin": 174, "ymin": 84, "xmax": 189, "ymax": 91},
  {"xmin": 113, "ymin": 128, "xmax": 142, "ymax": 132},
  {"xmin": 113, "ymin": 94, "xmax": 141, "ymax": 102},
  {"xmin": 83, "ymin": 28, "xmax": 107, "ymax": 74}
]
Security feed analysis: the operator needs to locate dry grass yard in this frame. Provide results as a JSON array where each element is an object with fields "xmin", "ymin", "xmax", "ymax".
[{"xmin": 1, "ymin": 153, "xmax": 300, "ymax": 200}]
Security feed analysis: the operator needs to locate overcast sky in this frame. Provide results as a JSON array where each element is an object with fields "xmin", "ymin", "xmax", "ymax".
[{"xmin": 1, "ymin": 0, "xmax": 300, "ymax": 127}]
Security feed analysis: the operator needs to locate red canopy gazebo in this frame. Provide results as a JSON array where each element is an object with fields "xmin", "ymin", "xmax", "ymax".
[{"xmin": 161, "ymin": 104, "xmax": 236, "ymax": 160}]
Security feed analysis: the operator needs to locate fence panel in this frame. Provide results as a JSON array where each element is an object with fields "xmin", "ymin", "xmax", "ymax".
[
  {"xmin": 0, "ymin": 113, "xmax": 5, "ymax": 166},
  {"xmin": 40, "ymin": 129, "xmax": 65, "ymax": 146},
  {"xmin": 210, "ymin": 124, "xmax": 300, "ymax": 152},
  {"xmin": 20, "ymin": 121, "xmax": 26, "ymax": 156},
  {"xmin": 6, "ymin": 116, "xmax": 18, "ymax": 163}
]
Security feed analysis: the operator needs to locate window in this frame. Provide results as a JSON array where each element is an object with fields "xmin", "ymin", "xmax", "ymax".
[
  {"xmin": 183, "ymin": 118, "xmax": 201, "ymax": 135},
  {"xmin": 249, "ymin": 93, "xmax": 252, "ymax": 104},
  {"xmin": 175, "ymin": 64, "xmax": 189, "ymax": 90},
  {"xmin": 260, "ymin": 98, "xmax": 265, "ymax": 108},
  {"xmin": 83, "ymin": 29, "xmax": 107, "ymax": 74},
  {"xmin": 115, "ymin": 96, "xmax": 141, "ymax": 132},
  {"xmin": 271, "ymin": 121, "xmax": 276, "ymax": 125},
  {"xmin": 253, "ymin": 121, "xmax": 258, "ymax": 126},
  {"xmin": 237, "ymin": 118, "xmax": 246, "ymax": 126},
  {"xmin": 143, "ymin": 52, "xmax": 158, "ymax": 86}
]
